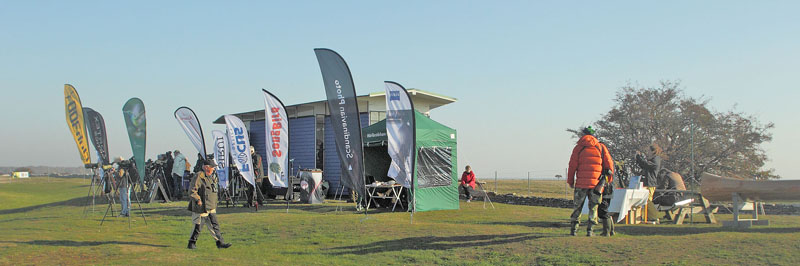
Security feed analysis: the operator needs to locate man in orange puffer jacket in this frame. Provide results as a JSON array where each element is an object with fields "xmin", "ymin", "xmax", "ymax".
[{"xmin": 567, "ymin": 126, "xmax": 614, "ymax": 236}]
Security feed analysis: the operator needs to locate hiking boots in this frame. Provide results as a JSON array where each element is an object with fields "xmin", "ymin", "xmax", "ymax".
[
  {"xmin": 609, "ymin": 219, "xmax": 615, "ymax": 236},
  {"xmin": 187, "ymin": 241, "xmax": 196, "ymax": 249},
  {"xmin": 569, "ymin": 221, "xmax": 579, "ymax": 236},
  {"xmin": 586, "ymin": 224, "xmax": 594, "ymax": 237},
  {"xmin": 601, "ymin": 219, "xmax": 615, "ymax": 237},
  {"xmin": 216, "ymin": 241, "xmax": 232, "ymax": 249}
]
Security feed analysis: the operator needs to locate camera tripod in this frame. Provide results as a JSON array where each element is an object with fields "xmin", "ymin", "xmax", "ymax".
[
  {"xmin": 82, "ymin": 165, "xmax": 107, "ymax": 217},
  {"xmin": 100, "ymin": 167, "xmax": 148, "ymax": 228},
  {"xmin": 146, "ymin": 165, "xmax": 171, "ymax": 203}
]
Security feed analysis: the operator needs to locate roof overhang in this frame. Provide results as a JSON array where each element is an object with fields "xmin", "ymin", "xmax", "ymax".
[{"xmin": 213, "ymin": 89, "xmax": 456, "ymax": 124}]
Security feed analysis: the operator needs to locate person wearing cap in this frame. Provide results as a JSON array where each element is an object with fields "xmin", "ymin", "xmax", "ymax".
[
  {"xmin": 171, "ymin": 150, "xmax": 187, "ymax": 200},
  {"xmin": 187, "ymin": 158, "xmax": 232, "ymax": 249},
  {"xmin": 567, "ymin": 126, "xmax": 614, "ymax": 236},
  {"xmin": 113, "ymin": 156, "xmax": 131, "ymax": 217}
]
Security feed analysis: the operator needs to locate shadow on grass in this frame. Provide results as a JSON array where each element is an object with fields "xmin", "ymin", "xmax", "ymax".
[
  {"xmin": 139, "ymin": 201, "xmax": 345, "ymax": 217},
  {"xmin": 477, "ymin": 221, "xmax": 568, "ymax": 228},
  {"xmin": 0, "ymin": 216, "xmax": 60, "ymax": 224},
  {"xmin": 324, "ymin": 233, "xmax": 550, "ymax": 255},
  {"xmin": 0, "ymin": 240, "xmax": 168, "ymax": 247},
  {"xmin": 0, "ymin": 197, "xmax": 88, "ymax": 215},
  {"xmin": 619, "ymin": 225, "xmax": 800, "ymax": 236}
]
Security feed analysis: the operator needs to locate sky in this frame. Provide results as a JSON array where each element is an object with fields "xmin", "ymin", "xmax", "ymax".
[{"xmin": 1, "ymin": 1, "xmax": 798, "ymax": 179}]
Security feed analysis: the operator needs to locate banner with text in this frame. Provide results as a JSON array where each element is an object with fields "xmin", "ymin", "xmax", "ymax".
[
  {"xmin": 262, "ymin": 89, "xmax": 289, "ymax": 188},
  {"xmin": 212, "ymin": 130, "xmax": 229, "ymax": 189},
  {"xmin": 64, "ymin": 84, "xmax": 91, "ymax": 166},
  {"xmin": 384, "ymin": 81, "xmax": 416, "ymax": 189},
  {"xmin": 314, "ymin": 48, "xmax": 366, "ymax": 194},
  {"xmin": 83, "ymin": 107, "xmax": 110, "ymax": 165},
  {"xmin": 224, "ymin": 115, "xmax": 255, "ymax": 186},
  {"xmin": 174, "ymin": 107, "xmax": 207, "ymax": 159}
]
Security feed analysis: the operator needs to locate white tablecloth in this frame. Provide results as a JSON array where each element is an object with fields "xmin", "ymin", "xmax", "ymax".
[{"xmin": 581, "ymin": 188, "xmax": 650, "ymax": 223}]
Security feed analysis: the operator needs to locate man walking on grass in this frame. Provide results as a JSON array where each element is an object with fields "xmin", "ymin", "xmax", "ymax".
[{"xmin": 187, "ymin": 159, "xmax": 232, "ymax": 249}]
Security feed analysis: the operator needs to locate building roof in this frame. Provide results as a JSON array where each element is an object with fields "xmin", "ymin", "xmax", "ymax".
[{"xmin": 212, "ymin": 89, "xmax": 456, "ymax": 124}]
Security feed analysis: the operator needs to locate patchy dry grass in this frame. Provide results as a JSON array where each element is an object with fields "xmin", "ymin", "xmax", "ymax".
[{"xmin": 1, "ymin": 177, "xmax": 799, "ymax": 265}]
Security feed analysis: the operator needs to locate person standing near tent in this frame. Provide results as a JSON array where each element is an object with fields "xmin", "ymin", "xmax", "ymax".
[
  {"xmin": 459, "ymin": 165, "xmax": 477, "ymax": 202},
  {"xmin": 567, "ymin": 126, "xmax": 614, "ymax": 237},
  {"xmin": 187, "ymin": 159, "xmax": 232, "ymax": 249},
  {"xmin": 172, "ymin": 150, "xmax": 187, "ymax": 200}
]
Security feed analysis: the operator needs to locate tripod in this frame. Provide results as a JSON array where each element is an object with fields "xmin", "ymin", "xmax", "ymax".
[
  {"xmin": 244, "ymin": 177, "xmax": 266, "ymax": 211},
  {"xmin": 100, "ymin": 166, "xmax": 148, "ymax": 228},
  {"xmin": 82, "ymin": 165, "xmax": 104, "ymax": 217},
  {"xmin": 147, "ymin": 166, "xmax": 171, "ymax": 203}
]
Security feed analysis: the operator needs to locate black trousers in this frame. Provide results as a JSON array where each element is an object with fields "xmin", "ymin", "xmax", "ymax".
[
  {"xmin": 189, "ymin": 213, "xmax": 224, "ymax": 243},
  {"xmin": 246, "ymin": 182, "xmax": 264, "ymax": 205},
  {"xmin": 598, "ymin": 196, "xmax": 612, "ymax": 220},
  {"xmin": 461, "ymin": 184, "xmax": 475, "ymax": 199},
  {"xmin": 172, "ymin": 173, "xmax": 183, "ymax": 198}
]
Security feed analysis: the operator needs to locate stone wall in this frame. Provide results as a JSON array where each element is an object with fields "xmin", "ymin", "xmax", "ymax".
[{"xmin": 486, "ymin": 193, "xmax": 800, "ymax": 215}]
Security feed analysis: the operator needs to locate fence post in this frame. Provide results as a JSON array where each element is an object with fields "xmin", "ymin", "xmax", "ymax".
[
  {"xmin": 494, "ymin": 171, "xmax": 497, "ymax": 193},
  {"xmin": 564, "ymin": 168, "xmax": 568, "ymax": 199},
  {"xmin": 527, "ymin": 171, "xmax": 531, "ymax": 196}
]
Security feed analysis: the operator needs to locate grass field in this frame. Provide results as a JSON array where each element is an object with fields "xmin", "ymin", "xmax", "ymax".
[
  {"xmin": 2, "ymin": 177, "xmax": 800, "ymax": 265},
  {"xmin": 488, "ymin": 179, "xmax": 572, "ymax": 199}
]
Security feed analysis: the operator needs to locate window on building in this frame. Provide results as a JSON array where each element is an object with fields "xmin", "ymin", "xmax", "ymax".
[{"xmin": 370, "ymin": 111, "xmax": 386, "ymax": 125}]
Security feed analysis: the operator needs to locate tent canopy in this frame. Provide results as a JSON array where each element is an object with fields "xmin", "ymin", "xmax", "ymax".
[{"xmin": 362, "ymin": 111, "xmax": 458, "ymax": 212}]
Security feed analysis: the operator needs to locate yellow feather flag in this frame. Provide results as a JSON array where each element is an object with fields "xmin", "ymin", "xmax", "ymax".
[{"xmin": 64, "ymin": 84, "xmax": 91, "ymax": 165}]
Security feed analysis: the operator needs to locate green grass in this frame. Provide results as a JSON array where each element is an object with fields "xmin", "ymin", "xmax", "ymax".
[
  {"xmin": 487, "ymin": 179, "xmax": 572, "ymax": 199},
  {"xmin": 2, "ymin": 177, "xmax": 800, "ymax": 265}
]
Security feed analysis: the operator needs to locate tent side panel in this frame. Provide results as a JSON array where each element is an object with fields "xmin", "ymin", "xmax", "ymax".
[{"xmin": 414, "ymin": 128, "xmax": 458, "ymax": 212}]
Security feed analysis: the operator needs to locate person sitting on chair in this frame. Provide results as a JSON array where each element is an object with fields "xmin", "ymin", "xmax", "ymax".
[{"xmin": 459, "ymin": 165, "xmax": 477, "ymax": 202}]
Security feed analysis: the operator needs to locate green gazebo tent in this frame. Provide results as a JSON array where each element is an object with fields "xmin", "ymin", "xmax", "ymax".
[{"xmin": 362, "ymin": 111, "xmax": 458, "ymax": 212}]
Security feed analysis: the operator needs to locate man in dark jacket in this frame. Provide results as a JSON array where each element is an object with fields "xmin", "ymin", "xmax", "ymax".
[
  {"xmin": 165, "ymin": 151, "xmax": 174, "ymax": 179},
  {"xmin": 635, "ymin": 144, "xmax": 662, "ymax": 187},
  {"xmin": 187, "ymin": 159, "xmax": 232, "ymax": 249}
]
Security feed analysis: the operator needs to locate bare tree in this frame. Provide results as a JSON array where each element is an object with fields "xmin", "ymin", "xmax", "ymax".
[{"xmin": 568, "ymin": 81, "xmax": 778, "ymax": 181}]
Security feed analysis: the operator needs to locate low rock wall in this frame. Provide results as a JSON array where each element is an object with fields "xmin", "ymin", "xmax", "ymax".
[{"xmin": 487, "ymin": 193, "xmax": 800, "ymax": 215}]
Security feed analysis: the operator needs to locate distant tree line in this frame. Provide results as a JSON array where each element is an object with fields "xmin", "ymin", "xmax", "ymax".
[{"xmin": 570, "ymin": 81, "xmax": 777, "ymax": 181}]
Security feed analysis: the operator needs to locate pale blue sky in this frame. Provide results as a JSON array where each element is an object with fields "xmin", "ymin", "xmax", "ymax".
[{"xmin": 1, "ymin": 1, "xmax": 797, "ymax": 179}]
